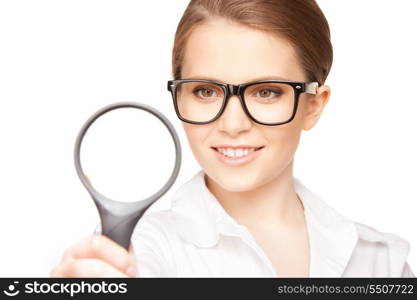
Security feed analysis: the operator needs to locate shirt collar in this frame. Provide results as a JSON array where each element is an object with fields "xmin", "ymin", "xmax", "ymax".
[{"xmin": 170, "ymin": 170, "xmax": 360, "ymax": 276}]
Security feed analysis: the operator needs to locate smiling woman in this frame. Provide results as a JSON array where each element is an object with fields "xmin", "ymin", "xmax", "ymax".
[{"xmin": 50, "ymin": 0, "xmax": 414, "ymax": 278}]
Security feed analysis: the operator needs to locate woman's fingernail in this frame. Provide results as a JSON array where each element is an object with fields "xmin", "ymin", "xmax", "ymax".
[{"xmin": 126, "ymin": 265, "xmax": 137, "ymax": 277}]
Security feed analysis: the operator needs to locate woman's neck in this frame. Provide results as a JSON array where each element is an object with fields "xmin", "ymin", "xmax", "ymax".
[{"xmin": 205, "ymin": 161, "xmax": 305, "ymax": 229}]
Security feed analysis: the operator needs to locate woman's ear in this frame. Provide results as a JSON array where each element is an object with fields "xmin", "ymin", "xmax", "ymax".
[{"xmin": 302, "ymin": 84, "xmax": 331, "ymax": 131}]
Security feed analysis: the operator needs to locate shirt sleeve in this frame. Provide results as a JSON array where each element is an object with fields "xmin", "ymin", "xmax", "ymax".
[
  {"xmin": 130, "ymin": 211, "xmax": 176, "ymax": 277},
  {"xmin": 401, "ymin": 262, "xmax": 415, "ymax": 277}
]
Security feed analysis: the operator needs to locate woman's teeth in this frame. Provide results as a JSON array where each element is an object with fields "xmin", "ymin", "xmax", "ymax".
[{"xmin": 216, "ymin": 147, "xmax": 256, "ymax": 158}]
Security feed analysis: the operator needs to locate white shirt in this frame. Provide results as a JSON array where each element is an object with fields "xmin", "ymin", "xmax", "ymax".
[{"xmin": 131, "ymin": 170, "xmax": 414, "ymax": 277}]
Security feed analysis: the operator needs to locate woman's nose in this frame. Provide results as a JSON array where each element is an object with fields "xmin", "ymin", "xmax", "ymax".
[{"xmin": 216, "ymin": 95, "xmax": 252, "ymax": 136}]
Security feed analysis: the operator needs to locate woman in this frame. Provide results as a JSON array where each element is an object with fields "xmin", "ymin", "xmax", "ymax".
[{"xmin": 51, "ymin": 0, "xmax": 414, "ymax": 277}]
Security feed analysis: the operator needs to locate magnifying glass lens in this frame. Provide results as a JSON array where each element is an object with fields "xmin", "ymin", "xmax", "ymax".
[{"xmin": 80, "ymin": 107, "xmax": 175, "ymax": 203}]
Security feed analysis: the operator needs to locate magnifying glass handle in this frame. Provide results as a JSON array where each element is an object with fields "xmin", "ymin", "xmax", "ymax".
[{"xmin": 99, "ymin": 209, "xmax": 142, "ymax": 250}]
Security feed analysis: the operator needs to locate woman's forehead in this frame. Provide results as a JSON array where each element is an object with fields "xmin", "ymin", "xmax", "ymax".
[{"xmin": 181, "ymin": 21, "xmax": 305, "ymax": 82}]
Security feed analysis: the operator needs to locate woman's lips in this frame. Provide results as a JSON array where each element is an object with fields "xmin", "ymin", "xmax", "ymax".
[{"xmin": 211, "ymin": 146, "xmax": 265, "ymax": 166}]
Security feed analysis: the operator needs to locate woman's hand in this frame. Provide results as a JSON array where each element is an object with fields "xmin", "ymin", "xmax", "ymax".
[{"xmin": 50, "ymin": 235, "xmax": 138, "ymax": 277}]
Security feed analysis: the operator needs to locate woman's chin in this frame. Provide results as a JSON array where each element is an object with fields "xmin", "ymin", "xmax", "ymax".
[{"xmin": 206, "ymin": 170, "xmax": 262, "ymax": 193}]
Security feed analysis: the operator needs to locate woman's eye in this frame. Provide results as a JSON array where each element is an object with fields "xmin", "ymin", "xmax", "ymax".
[
  {"xmin": 255, "ymin": 88, "xmax": 282, "ymax": 98},
  {"xmin": 194, "ymin": 87, "xmax": 220, "ymax": 98}
]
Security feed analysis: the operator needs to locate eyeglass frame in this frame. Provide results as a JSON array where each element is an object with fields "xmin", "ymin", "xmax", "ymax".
[{"xmin": 167, "ymin": 78, "xmax": 319, "ymax": 126}]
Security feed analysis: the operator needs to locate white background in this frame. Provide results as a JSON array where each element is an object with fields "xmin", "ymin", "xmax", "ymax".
[{"xmin": 0, "ymin": 0, "xmax": 416, "ymax": 276}]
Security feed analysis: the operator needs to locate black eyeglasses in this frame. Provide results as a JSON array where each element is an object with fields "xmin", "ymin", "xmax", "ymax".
[{"xmin": 167, "ymin": 78, "xmax": 319, "ymax": 126}]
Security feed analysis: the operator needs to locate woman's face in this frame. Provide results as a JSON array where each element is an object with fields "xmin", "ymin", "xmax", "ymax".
[{"xmin": 181, "ymin": 18, "xmax": 329, "ymax": 192}]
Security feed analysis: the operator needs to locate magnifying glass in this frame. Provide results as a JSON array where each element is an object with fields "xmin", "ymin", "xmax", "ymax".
[{"xmin": 74, "ymin": 102, "xmax": 181, "ymax": 250}]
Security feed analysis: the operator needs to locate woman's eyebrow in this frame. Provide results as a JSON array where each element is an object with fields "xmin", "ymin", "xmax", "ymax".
[{"xmin": 183, "ymin": 75, "xmax": 292, "ymax": 82}]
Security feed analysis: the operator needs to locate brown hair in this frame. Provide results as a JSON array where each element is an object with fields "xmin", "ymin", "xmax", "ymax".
[{"xmin": 172, "ymin": 0, "xmax": 332, "ymax": 86}]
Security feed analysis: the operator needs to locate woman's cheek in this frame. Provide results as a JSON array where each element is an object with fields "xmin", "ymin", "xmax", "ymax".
[
  {"xmin": 182, "ymin": 123, "xmax": 210, "ymax": 162},
  {"xmin": 264, "ymin": 127, "xmax": 302, "ymax": 167}
]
